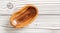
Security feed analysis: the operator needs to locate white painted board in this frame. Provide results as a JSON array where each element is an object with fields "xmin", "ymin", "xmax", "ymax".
[{"xmin": 0, "ymin": 0, "xmax": 60, "ymax": 33}]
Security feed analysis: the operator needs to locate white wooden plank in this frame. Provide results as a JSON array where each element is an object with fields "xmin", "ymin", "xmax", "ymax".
[
  {"xmin": 0, "ymin": 26, "xmax": 52, "ymax": 33},
  {"xmin": 0, "ymin": 15, "xmax": 60, "ymax": 29},
  {"xmin": 1, "ymin": 0, "xmax": 60, "ymax": 33},
  {"xmin": 0, "ymin": 14, "xmax": 58, "ymax": 31},
  {"xmin": 40, "ymin": 0, "xmax": 60, "ymax": 2},
  {"xmin": 1, "ymin": 1, "xmax": 60, "ymax": 14}
]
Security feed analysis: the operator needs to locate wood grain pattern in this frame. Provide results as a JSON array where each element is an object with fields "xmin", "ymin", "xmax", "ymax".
[
  {"xmin": 1, "ymin": 0, "xmax": 60, "ymax": 33},
  {"xmin": 1, "ymin": 0, "xmax": 60, "ymax": 14}
]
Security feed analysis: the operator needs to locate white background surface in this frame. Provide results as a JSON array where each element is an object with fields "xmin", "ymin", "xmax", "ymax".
[{"xmin": 0, "ymin": 0, "xmax": 60, "ymax": 33}]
